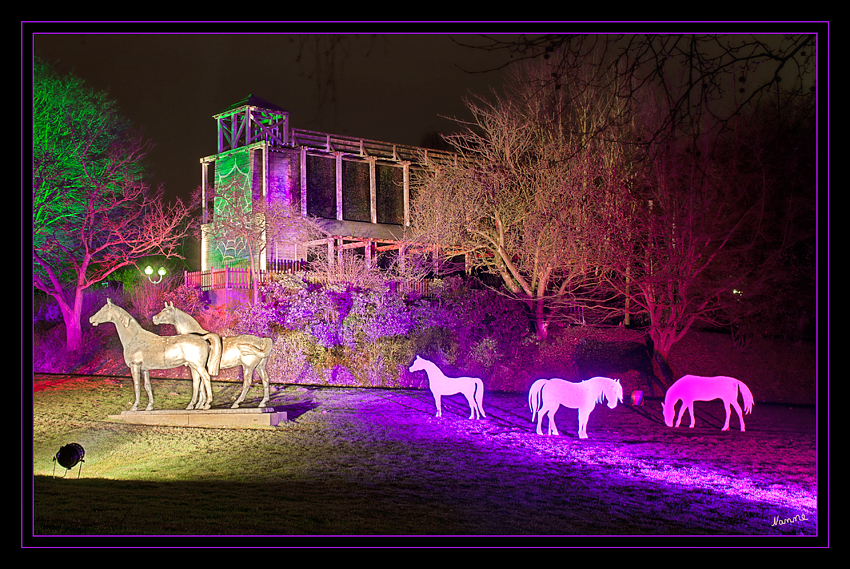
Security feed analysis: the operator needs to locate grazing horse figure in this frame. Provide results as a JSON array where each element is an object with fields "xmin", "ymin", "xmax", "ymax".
[
  {"xmin": 408, "ymin": 356, "xmax": 486, "ymax": 419},
  {"xmin": 528, "ymin": 377, "xmax": 623, "ymax": 439},
  {"xmin": 662, "ymin": 375, "xmax": 754, "ymax": 432},
  {"xmin": 89, "ymin": 299, "xmax": 215, "ymax": 411},
  {"xmin": 153, "ymin": 302, "xmax": 274, "ymax": 409}
]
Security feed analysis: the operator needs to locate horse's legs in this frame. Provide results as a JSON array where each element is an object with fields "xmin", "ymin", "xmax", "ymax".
[
  {"xmin": 536, "ymin": 407, "xmax": 545, "ymax": 435},
  {"xmin": 189, "ymin": 365, "xmax": 212, "ymax": 410},
  {"xmin": 130, "ymin": 366, "xmax": 142, "ymax": 411},
  {"xmin": 730, "ymin": 399, "xmax": 746, "ymax": 432},
  {"xmin": 232, "ymin": 363, "xmax": 255, "ymax": 409},
  {"xmin": 142, "ymin": 370, "xmax": 154, "ymax": 411},
  {"xmin": 433, "ymin": 393, "xmax": 442, "ymax": 418},
  {"xmin": 684, "ymin": 403, "xmax": 697, "ymax": 428},
  {"xmin": 257, "ymin": 359, "xmax": 270, "ymax": 408},
  {"xmin": 187, "ymin": 369, "xmax": 201, "ymax": 410},
  {"xmin": 546, "ymin": 408, "xmax": 559, "ymax": 436},
  {"xmin": 675, "ymin": 402, "xmax": 690, "ymax": 428},
  {"xmin": 462, "ymin": 390, "xmax": 478, "ymax": 419},
  {"xmin": 474, "ymin": 384, "xmax": 486, "ymax": 419},
  {"xmin": 200, "ymin": 368, "xmax": 213, "ymax": 410},
  {"xmin": 577, "ymin": 407, "xmax": 591, "ymax": 439}
]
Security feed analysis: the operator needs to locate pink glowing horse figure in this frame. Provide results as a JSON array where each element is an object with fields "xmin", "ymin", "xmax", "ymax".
[
  {"xmin": 408, "ymin": 356, "xmax": 486, "ymax": 419},
  {"xmin": 528, "ymin": 377, "xmax": 623, "ymax": 439},
  {"xmin": 661, "ymin": 375, "xmax": 754, "ymax": 431}
]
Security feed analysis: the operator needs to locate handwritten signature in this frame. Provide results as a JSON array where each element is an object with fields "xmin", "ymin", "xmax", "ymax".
[{"xmin": 771, "ymin": 513, "xmax": 808, "ymax": 527}]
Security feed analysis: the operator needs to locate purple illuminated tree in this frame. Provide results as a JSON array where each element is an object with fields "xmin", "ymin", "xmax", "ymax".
[
  {"xmin": 436, "ymin": 34, "xmax": 816, "ymax": 364},
  {"xmin": 602, "ymin": 83, "xmax": 815, "ymax": 376},
  {"xmin": 33, "ymin": 58, "xmax": 191, "ymax": 352}
]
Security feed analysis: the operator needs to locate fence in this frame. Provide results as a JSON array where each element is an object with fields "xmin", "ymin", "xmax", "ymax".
[{"xmin": 184, "ymin": 265, "xmax": 433, "ymax": 297}]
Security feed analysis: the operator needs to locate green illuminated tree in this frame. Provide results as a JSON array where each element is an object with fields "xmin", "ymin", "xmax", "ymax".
[{"xmin": 33, "ymin": 58, "xmax": 191, "ymax": 351}]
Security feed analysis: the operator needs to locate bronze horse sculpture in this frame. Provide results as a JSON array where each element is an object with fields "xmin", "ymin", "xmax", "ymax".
[
  {"xmin": 90, "ymin": 299, "xmax": 216, "ymax": 411},
  {"xmin": 153, "ymin": 302, "xmax": 274, "ymax": 409}
]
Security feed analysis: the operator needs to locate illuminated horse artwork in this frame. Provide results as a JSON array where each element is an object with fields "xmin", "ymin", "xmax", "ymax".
[
  {"xmin": 408, "ymin": 356, "xmax": 486, "ymax": 419},
  {"xmin": 89, "ymin": 299, "xmax": 215, "ymax": 411},
  {"xmin": 153, "ymin": 302, "xmax": 274, "ymax": 409},
  {"xmin": 528, "ymin": 377, "xmax": 623, "ymax": 439},
  {"xmin": 662, "ymin": 375, "xmax": 754, "ymax": 432}
]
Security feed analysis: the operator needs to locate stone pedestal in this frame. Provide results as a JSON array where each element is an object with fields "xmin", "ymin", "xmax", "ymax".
[{"xmin": 108, "ymin": 407, "xmax": 287, "ymax": 427}]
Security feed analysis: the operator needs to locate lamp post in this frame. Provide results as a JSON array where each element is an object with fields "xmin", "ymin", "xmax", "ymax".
[{"xmin": 144, "ymin": 265, "xmax": 167, "ymax": 284}]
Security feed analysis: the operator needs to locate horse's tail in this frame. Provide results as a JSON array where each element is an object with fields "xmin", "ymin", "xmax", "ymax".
[
  {"xmin": 737, "ymin": 380, "xmax": 754, "ymax": 414},
  {"xmin": 261, "ymin": 337, "xmax": 273, "ymax": 358},
  {"xmin": 238, "ymin": 336, "xmax": 273, "ymax": 359},
  {"xmin": 529, "ymin": 380, "xmax": 545, "ymax": 422},
  {"xmin": 203, "ymin": 333, "xmax": 223, "ymax": 376}
]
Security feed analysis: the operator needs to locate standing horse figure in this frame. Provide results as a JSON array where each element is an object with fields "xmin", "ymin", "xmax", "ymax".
[
  {"xmin": 408, "ymin": 356, "xmax": 486, "ymax": 419},
  {"xmin": 153, "ymin": 302, "xmax": 274, "ymax": 409},
  {"xmin": 89, "ymin": 299, "xmax": 215, "ymax": 411},
  {"xmin": 528, "ymin": 377, "xmax": 623, "ymax": 439},
  {"xmin": 662, "ymin": 375, "xmax": 754, "ymax": 432}
]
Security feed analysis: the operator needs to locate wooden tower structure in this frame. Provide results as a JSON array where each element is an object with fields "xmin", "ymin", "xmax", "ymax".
[{"xmin": 198, "ymin": 94, "xmax": 457, "ymax": 275}]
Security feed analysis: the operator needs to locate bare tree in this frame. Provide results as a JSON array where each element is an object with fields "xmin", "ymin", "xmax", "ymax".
[
  {"xmin": 603, "ymin": 95, "xmax": 813, "ymax": 381},
  {"xmin": 455, "ymin": 33, "xmax": 816, "ymax": 160},
  {"xmin": 456, "ymin": 34, "xmax": 817, "ymax": 368},
  {"xmin": 411, "ymin": 63, "xmax": 629, "ymax": 340}
]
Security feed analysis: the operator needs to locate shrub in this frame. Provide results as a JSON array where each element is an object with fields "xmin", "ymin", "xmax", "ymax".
[{"xmin": 157, "ymin": 275, "xmax": 530, "ymax": 389}]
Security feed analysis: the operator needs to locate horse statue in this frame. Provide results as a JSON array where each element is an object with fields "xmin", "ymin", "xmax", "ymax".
[
  {"xmin": 89, "ymin": 299, "xmax": 215, "ymax": 411},
  {"xmin": 153, "ymin": 302, "xmax": 274, "ymax": 409},
  {"xmin": 408, "ymin": 356, "xmax": 486, "ymax": 419},
  {"xmin": 661, "ymin": 375, "xmax": 754, "ymax": 432},
  {"xmin": 528, "ymin": 377, "xmax": 623, "ymax": 439}
]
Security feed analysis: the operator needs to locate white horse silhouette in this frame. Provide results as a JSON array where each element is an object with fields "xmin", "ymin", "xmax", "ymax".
[
  {"xmin": 528, "ymin": 377, "xmax": 623, "ymax": 439},
  {"xmin": 408, "ymin": 356, "xmax": 486, "ymax": 419},
  {"xmin": 661, "ymin": 375, "xmax": 754, "ymax": 431}
]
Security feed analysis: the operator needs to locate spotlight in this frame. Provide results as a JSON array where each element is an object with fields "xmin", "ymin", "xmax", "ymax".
[
  {"xmin": 53, "ymin": 443, "xmax": 85, "ymax": 478},
  {"xmin": 631, "ymin": 390, "xmax": 644, "ymax": 406}
]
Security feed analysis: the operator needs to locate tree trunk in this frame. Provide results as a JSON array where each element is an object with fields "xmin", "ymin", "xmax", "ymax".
[
  {"xmin": 649, "ymin": 327, "xmax": 676, "ymax": 386},
  {"xmin": 56, "ymin": 288, "xmax": 85, "ymax": 352}
]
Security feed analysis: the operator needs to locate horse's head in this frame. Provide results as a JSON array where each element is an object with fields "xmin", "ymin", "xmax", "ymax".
[
  {"xmin": 90, "ymin": 298, "xmax": 135, "ymax": 329},
  {"xmin": 605, "ymin": 378, "xmax": 624, "ymax": 409},
  {"xmin": 89, "ymin": 298, "xmax": 116, "ymax": 327},
  {"xmin": 408, "ymin": 356, "xmax": 426, "ymax": 373},
  {"xmin": 661, "ymin": 401, "xmax": 675, "ymax": 427},
  {"xmin": 152, "ymin": 301, "xmax": 176, "ymax": 326}
]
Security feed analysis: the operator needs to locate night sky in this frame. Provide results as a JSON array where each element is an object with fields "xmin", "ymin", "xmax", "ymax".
[{"xmin": 30, "ymin": 28, "xmax": 516, "ymax": 205}]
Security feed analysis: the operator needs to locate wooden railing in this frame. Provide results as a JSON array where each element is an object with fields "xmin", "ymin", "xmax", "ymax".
[
  {"xmin": 290, "ymin": 128, "xmax": 458, "ymax": 167},
  {"xmin": 184, "ymin": 266, "xmax": 433, "ymax": 297}
]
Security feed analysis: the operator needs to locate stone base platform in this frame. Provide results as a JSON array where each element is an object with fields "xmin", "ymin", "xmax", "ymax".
[{"xmin": 108, "ymin": 407, "xmax": 287, "ymax": 428}]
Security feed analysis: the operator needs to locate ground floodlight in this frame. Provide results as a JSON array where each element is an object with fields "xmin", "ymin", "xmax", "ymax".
[
  {"xmin": 632, "ymin": 390, "xmax": 644, "ymax": 406},
  {"xmin": 53, "ymin": 443, "xmax": 85, "ymax": 478}
]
